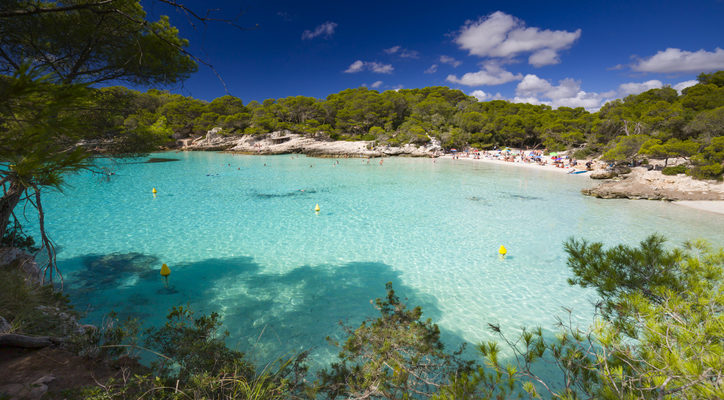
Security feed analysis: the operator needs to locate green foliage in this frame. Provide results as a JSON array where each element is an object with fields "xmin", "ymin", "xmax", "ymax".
[
  {"xmin": 435, "ymin": 236, "xmax": 723, "ymax": 399},
  {"xmin": 697, "ymin": 71, "xmax": 724, "ymax": 87},
  {"xmin": 144, "ymin": 305, "xmax": 255, "ymax": 384},
  {"xmin": 602, "ymin": 134, "xmax": 649, "ymax": 162},
  {"xmin": 0, "ymin": 0, "xmax": 197, "ymax": 85},
  {"xmin": 316, "ymin": 282, "xmax": 472, "ymax": 399},
  {"xmin": 78, "ymin": 306, "xmax": 310, "ymax": 400},
  {"xmin": 662, "ymin": 164, "xmax": 687, "ymax": 175},
  {"xmin": 564, "ymin": 235, "xmax": 684, "ymax": 328},
  {"xmin": 689, "ymin": 136, "xmax": 724, "ymax": 180},
  {"xmin": 0, "ymin": 268, "xmax": 75, "ymax": 336},
  {"xmin": 1, "ymin": 217, "xmax": 37, "ymax": 252}
]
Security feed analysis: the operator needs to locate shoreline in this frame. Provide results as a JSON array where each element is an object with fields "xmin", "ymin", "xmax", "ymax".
[
  {"xmin": 672, "ymin": 200, "xmax": 724, "ymax": 215},
  {"xmin": 437, "ymin": 153, "xmax": 588, "ymax": 175},
  {"xmin": 179, "ymin": 130, "xmax": 724, "ymax": 216}
]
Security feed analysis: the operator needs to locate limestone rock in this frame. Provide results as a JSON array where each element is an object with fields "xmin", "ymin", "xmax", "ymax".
[
  {"xmin": 186, "ymin": 131, "xmax": 439, "ymax": 157},
  {"xmin": 205, "ymin": 126, "xmax": 223, "ymax": 140},
  {"xmin": 583, "ymin": 167, "xmax": 724, "ymax": 201},
  {"xmin": 0, "ymin": 247, "xmax": 41, "ymax": 284},
  {"xmin": 590, "ymin": 170, "xmax": 616, "ymax": 179}
]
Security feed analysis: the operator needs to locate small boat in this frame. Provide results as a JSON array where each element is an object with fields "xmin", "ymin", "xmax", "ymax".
[{"xmin": 568, "ymin": 170, "xmax": 588, "ymax": 175}]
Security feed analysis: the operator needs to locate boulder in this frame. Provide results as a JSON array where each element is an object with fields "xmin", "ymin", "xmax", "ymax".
[{"xmin": 590, "ymin": 170, "xmax": 616, "ymax": 179}]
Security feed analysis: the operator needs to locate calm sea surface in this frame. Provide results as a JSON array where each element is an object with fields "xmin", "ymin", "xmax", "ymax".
[{"xmin": 21, "ymin": 152, "xmax": 724, "ymax": 367}]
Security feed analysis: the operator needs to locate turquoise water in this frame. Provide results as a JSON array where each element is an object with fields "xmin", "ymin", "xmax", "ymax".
[{"xmin": 21, "ymin": 152, "xmax": 724, "ymax": 368}]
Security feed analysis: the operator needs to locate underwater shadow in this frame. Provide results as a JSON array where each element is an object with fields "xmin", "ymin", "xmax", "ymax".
[{"xmin": 61, "ymin": 253, "xmax": 468, "ymax": 369}]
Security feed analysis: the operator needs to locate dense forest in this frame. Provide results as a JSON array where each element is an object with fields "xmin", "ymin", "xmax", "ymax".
[{"xmin": 89, "ymin": 71, "xmax": 724, "ymax": 179}]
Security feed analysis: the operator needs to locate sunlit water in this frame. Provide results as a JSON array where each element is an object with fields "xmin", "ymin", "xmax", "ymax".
[{"xmin": 20, "ymin": 152, "xmax": 723, "ymax": 375}]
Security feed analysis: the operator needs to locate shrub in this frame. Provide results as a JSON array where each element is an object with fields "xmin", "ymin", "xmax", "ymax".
[{"xmin": 662, "ymin": 164, "xmax": 688, "ymax": 175}]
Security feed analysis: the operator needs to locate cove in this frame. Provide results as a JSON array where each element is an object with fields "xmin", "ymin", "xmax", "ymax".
[{"xmin": 19, "ymin": 152, "xmax": 724, "ymax": 367}]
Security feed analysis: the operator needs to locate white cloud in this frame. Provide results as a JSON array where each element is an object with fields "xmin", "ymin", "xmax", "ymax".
[
  {"xmin": 446, "ymin": 63, "xmax": 523, "ymax": 86},
  {"xmin": 424, "ymin": 64, "xmax": 438, "ymax": 74},
  {"xmin": 514, "ymin": 74, "xmax": 613, "ymax": 111},
  {"xmin": 632, "ymin": 48, "xmax": 724, "ymax": 73},
  {"xmin": 515, "ymin": 74, "xmax": 552, "ymax": 96},
  {"xmin": 552, "ymin": 91, "xmax": 608, "ymax": 110},
  {"xmin": 371, "ymin": 80, "xmax": 383, "ymax": 88},
  {"xmin": 401, "ymin": 49, "xmax": 419, "ymax": 58},
  {"xmin": 454, "ymin": 11, "xmax": 580, "ymax": 66},
  {"xmin": 529, "ymin": 49, "xmax": 560, "ymax": 67},
  {"xmin": 673, "ymin": 80, "xmax": 698, "ymax": 93},
  {"xmin": 440, "ymin": 55, "xmax": 462, "ymax": 67},
  {"xmin": 470, "ymin": 90, "xmax": 490, "ymax": 101},
  {"xmin": 344, "ymin": 60, "xmax": 394, "ymax": 74},
  {"xmin": 384, "ymin": 46, "xmax": 401, "ymax": 54},
  {"xmin": 384, "ymin": 45, "xmax": 419, "ymax": 58},
  {"xmin": 344, "ymin": 60, "xmax": 365, "ymax": 73},
  {"xmin": 369, "ymin": 62, "xmax": 394, "ymax": 73},
  {"xmin": 618, "ymin": 80, "xmax": 663, "ymax": 96},
  {"xmin": 301, "ymin": 21, "xmax": 338, "ymax": 40}
]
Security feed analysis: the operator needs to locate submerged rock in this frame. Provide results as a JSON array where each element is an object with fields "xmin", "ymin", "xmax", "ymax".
[{"xmin": 71, "ymin": 252, "xmax": 158, "ymax": 290}]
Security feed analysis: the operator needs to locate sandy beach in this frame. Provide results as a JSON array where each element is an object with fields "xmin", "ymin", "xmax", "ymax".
[
  {"xmin": 440, "ymin": 153, "xmax": 724, "ymax": 216},
  {"xmin": 673, "ymin": 201, "xmax": 724, "ymax": 215},
  {"xmin": 438, "ymin": 153, "xmax": 591, "ymax": 175}
]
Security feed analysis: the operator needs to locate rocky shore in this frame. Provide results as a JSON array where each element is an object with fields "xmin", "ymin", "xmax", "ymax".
[
  {"xmin": 582, "ymin": 167, "xmax": 724, "ymax": 201},
  {"xmin": 179, "ymin": 128, "xmax": 724, "ymax": 211},
  {"xmin": 181, "ymin": 129, "xmax": 441, "ymax": 157}
]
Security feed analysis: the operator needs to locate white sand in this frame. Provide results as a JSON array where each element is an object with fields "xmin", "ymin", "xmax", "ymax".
[
  {"xmin": 673, "ymin": 201, "xmax": 724, "ymax": 215},
  {"xmin": 439, "ymin": 154, "xmax": 589, "ymax": 175},
  {"xmin": 442, "ymin": 154, "xmax": 724, "ymax": 216}
]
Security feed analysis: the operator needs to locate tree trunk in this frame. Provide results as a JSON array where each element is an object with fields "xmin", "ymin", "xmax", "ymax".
[
  {"xmin": 0, "ymin": 333, "xmax": 59, "ymax": 348},
  {"xmin": 0, "ymin": 179, "xmax": 25, "ymax": 239}
]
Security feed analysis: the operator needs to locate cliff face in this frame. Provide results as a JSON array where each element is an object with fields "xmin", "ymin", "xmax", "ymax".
[
  {"xmin": 583, "ymin": 167, "xmax": 724, "ymax": 201},
  {"xmin": 183, "ymin": 129, "xmax": 442, "ymax": 157}
]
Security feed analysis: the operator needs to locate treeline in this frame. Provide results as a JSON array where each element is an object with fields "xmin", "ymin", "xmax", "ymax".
[{"xmin": 90, "ymin": 71, "xmax": 724, "ymax": 178}]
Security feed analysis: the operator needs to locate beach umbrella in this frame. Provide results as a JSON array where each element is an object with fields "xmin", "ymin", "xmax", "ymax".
[
  {"xmin": 451, "ymin": 149, "xmax": 457, "ymax": 152},
  {"xmin": 549, "ymin": 152, "xmax": 559, "ymax": 156}
]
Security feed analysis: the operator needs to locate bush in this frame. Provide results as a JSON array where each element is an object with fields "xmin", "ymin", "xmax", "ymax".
[
  {"xmin": 572, "ymin": 148, "xmax": 594, "ymax": 159},
  {"xmin": 0, "ymin": 269, "xmax": 76, "ymax": 336},
  {"xmin": 662, "ymin": 164, "xmax": 688, "ymax": 175}
]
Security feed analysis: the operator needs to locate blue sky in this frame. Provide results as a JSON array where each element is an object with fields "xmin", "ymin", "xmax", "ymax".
[{"xmin": 139, "ymin": 0, "xmax": 724, "ymax": 110}]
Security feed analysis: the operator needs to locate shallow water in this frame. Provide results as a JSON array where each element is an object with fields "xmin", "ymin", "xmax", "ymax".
[{"xmin": 20, "ymin": 152, "xmax": 724, "ymax": 368}]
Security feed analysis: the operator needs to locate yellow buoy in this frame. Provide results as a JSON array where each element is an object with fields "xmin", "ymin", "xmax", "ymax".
[
  {"xmin": 152, "ymin": 187, "xmax": 157, "ymax": 194},
  {"xmin": 160, "ymin": 263, "xmax": 170, "ymax": 287},
  {"xmin": 315, "ymin": 204, "xmax": 320, "ymax": 212},
  {"xmin": 498, "ymin": 245, "xmax": 507, "ymax": 256}
]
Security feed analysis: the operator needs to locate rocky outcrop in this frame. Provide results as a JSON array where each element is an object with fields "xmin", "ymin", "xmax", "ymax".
[
  {"xmin": 583, "ymin": 167, "xmax": 724, "ymax": 201},
  {"xmin": 184, "ymin": 128, "xmax": 442, "ymax": 157},
  {"xmin": 590, "ymin": 170, "xmax": 616, "ymax": 179},
  {"xmin": 0, "ymin": 247, "xmax": 41, "ymax": 284}
]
